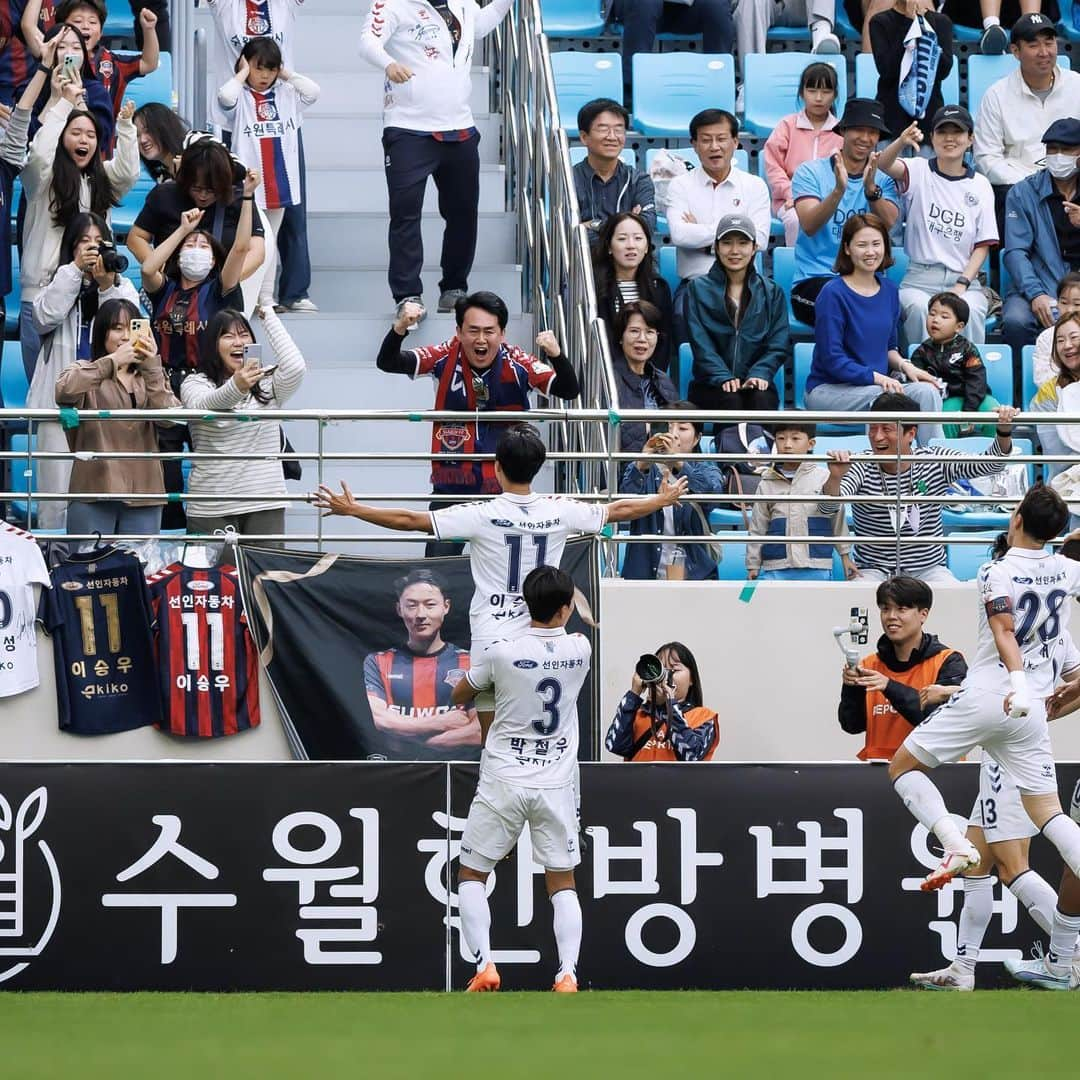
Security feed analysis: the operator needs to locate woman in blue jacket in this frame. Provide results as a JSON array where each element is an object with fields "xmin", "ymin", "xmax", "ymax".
[
  {"xmin": 805, "ymin": 213, "xmax": 943, "ymax": 446},
  {"xmin": 686, "ymin": 213, "xmax": 789, "ymax": 420}
]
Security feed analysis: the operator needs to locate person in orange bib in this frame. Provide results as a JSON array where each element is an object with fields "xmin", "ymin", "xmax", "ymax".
[{"xmin": 838, "ymin": 575, "xmax": 967, "ymax": 761}]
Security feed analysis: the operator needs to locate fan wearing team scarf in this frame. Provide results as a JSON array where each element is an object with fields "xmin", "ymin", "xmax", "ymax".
[{"xmin": 376, "ymin": 291, "xmax": 581, "ymax": 557}]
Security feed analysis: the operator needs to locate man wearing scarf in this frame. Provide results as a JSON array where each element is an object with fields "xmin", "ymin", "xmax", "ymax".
[{"xmin": 376, "ymin": 291, "xmax": 580, "ymax": 554}]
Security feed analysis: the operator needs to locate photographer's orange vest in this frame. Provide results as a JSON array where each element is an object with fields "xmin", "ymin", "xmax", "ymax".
[
  {"xmin": 858, "ymin": 649, "xmax": 957, "ymax": 761},
  {"xmin": 629, "ymin": 706, "xmax": 720, "ymax": 762}
]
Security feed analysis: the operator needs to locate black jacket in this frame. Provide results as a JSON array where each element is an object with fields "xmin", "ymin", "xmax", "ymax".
[
  {"xmin": 838, "ymin": 632, "xmax": 967, "ymax": 735},
  {"xmin": 597, "ymin": 275, "xmax": 674, "ymax": 373}
]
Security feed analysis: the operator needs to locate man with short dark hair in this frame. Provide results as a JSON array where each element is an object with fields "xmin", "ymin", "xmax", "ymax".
[
  {"xmin": 573, "ymin": 98, "xmax": 656, "ymax": 238},
  {"xmin": 1002, "ymin": 118, "xmax": 1080, "ymax": 356},
  {"xmin": 820, "ymin": 392, "xmax": 1018, "ymax": 581},
  {"xmin": 839, "ymin": 576, "xmax": 967, "ymax": 760},
  {"xmin": 374, "ymin": 293, "xmax": 580, "ymax": 555},
  {"xmin": 604, "ymin": 0, "xmax": 733, "ymax": 110}
]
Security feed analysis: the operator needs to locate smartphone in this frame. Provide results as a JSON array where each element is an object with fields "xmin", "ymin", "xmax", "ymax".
[
  {"xmin": 242, "ymin": 343, "xmax": 262, "ymax": 364},
  {"xmin": 61, "ymin": 53, "xmax": 80, "ymax": 78},
  {"xmin": 129, "ymin": 318, "xmax": 150, "ymax": 342}
]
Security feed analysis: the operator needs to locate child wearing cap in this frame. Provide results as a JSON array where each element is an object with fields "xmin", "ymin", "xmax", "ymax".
[
  {"xmin": 685, "ymin": 213, "xmax": 790, "ymax": 418},
  {"xmin": 875, "ymin": 108, "xmax": 998, "ymax": 348}
]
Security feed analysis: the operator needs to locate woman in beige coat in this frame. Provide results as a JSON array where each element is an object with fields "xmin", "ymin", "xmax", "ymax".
[{"xmin": 55, "ymin": 297, "xmax": 179, "ymax": 539}]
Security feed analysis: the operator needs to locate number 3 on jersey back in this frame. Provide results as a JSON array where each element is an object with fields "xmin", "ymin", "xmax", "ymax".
[{"xmin": 534, "ymin": 677, "xmax": 562, "ymax": 735}]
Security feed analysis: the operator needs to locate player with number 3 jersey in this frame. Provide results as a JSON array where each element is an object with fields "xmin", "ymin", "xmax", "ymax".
[{"xmin": 451, "ymin": 566, "xmax": 589, "ymax": 994}]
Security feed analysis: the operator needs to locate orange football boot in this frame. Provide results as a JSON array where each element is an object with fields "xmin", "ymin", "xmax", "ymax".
[{"xmin": 466, "ymin": 963, "xmax": 501, "ymax": 992}]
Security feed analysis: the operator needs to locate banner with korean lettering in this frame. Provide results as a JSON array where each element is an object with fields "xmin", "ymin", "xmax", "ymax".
[
  {"xmin": 1, "ymin": 761, "xmax": 1077, "ymax": 991},
  {"xmin": 234, "ymin": 539, "xmax": 601, "ymax": 761}
]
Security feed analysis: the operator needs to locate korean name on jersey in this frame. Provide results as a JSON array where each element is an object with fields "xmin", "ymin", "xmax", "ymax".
[
  {"xmin": 969, "ymin": 550, "xmax": 1080, "ymax": 695},
  {"xmin": 431, "ymin": 494, "xmax": 606, "ymax": 642},
  {"xmin": 468, "ymin": 627, "xmax": 591, "ymax": 788}
]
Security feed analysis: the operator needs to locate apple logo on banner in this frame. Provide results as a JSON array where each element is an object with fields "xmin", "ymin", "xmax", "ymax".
[{"xmin": 0, "ymin": 788, "xmax": 61, "ymax": 983}]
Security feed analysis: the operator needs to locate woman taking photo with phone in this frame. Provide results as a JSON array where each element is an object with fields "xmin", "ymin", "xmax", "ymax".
[
  {"xmin": 604, "ymin": 642, "xmax": 719, "ymax": 761},
  {"xmin": 54, "ymin": 297, "xmax": 178, "ymax": 540},
  {"xmin": 180, "ymin": 305, "xmax": 306, "ymax": 544}
]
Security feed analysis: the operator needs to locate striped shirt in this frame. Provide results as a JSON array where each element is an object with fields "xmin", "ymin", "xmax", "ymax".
[
  {"xmin": 818, "ymin": 441, "xmax": 1006, "ymax": 576},
  {"xmin": 616, "ymin": 280, "xmax": 640, "ymax": 307},
  {"xmin": 180, "ymin": 309, "xmax": 305, "ymax": 518}
]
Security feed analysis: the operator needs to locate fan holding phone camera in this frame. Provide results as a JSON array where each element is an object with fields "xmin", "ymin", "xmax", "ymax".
[{"xmin": 604, "ymin": 642, "xmax": 719, "ymax": 762}]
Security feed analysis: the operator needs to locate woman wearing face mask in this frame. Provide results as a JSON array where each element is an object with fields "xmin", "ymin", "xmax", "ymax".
[
  {"xmin": 181, "ymin": 306, "xmax": 306, "ymax": 544},
  {"xmin": 55, "ymin": 298, "xmax": 179, "ymax": 541},
  {"xmin": 592, "ymin": 212, "xmax": 673, "ymax": 371},
  {"xmin": 618, "ymin": 402, "xmax": 726, "ymax": 581},
  {"xmin": 127, "ymin": 137, "xmax": 267, "ymax": 306},
  {"xmin": 26, "ymin": 212, "xmax": 142, "ymax": 529},
  {"xmin": 20, "ymin": 58, "xmax": 138, "ymax": 381},
  {"xmin": 605, "ymin": 641, "xmax": 719, "ymax": 762}
]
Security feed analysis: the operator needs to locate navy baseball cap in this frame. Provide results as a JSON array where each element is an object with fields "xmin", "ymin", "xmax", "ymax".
[
  {"xmin": 931, "ymin": 105, "xmax": 973, "ymax": 133},
  {"xmin": 1010, "ymin": 12, "xmax": 1057, "ymax": 42},
  {"xmin": 1042, "ymin": 118, "xmax": 1080, "ymax": 146}
]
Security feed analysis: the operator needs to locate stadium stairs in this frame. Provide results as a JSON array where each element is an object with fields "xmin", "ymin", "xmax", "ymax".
[{"xmin": 278, "ymin": 0, "xmax": 526, "ymax": 547}]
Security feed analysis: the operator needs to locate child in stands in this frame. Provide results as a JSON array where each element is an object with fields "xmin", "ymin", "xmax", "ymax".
[{"xmin": 217, "ymin": 36, "xmax": 319, "ymax": 311}]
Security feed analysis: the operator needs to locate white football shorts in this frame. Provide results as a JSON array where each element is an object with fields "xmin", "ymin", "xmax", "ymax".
[
  {"xmin": 904, "ymin": 683, "xmax": 1058, "ymax": 795},
  {"xmin": 460, "ymin": 775, "xmax": 581, "ymax": 872},
  {"xmin": 968, "ymin": 755, "xmax": 1038, "ymax": 842}
]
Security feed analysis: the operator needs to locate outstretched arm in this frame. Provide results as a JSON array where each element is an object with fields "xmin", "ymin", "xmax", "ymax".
[
  {"xmin": 604, "ymin": 474, "xmax": 689, "ymax": 524},
  {"xmin": 310, "ymin": 481, "xmax": 434, "ymax": 533}
]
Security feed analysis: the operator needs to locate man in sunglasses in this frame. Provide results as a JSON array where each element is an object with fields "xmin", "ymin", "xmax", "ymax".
[{"xmin": 376, "ymin": 291, "xmax": 580, "ymax": 555}]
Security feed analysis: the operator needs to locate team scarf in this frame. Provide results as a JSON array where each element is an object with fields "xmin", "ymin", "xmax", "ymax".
[
  {"xmin": 898, "ymin": 14, "xmax": 941, "ymax": 121},
  {"xmin": 431, "ymin": 339, "xmax": 527, "ymax": 492}
]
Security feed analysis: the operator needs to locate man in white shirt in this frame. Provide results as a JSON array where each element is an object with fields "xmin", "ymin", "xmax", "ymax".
[
  {"xmin": 973, "ymin": 13, "xmax": 1080, "ymax": 225},
  {"xmin": 359, "ymin": 0, "xmax": 512, "ymax": 320},
  {"xmin": 665, "ymin": 108, "xmax": 771, "ymax": 283},
  {"xmin": 450, "ymin": 564, "xmax": 590, "ymax": 992}
]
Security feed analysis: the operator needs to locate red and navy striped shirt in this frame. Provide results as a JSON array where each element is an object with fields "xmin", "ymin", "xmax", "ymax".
[
  {"xmin": 0, "ymin": 0, "xmax": 33, "ymax": 98},
  {"xmin": 93, "ymin": 46, "xmax": 142, "ymax": 118},
  {"xmin": 148, "ymin": 563, "xmax": 261, "ymax": 738}
]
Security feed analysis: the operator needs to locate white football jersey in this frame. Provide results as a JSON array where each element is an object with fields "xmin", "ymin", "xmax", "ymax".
[
  {"xmin": 966, "ymin": 548, "xmax": 1080, "ymax": 697},
  {"xmin": 467, "ymin": 626, "xmax": 590, "ymax": 788},
  {"xmin": 430, "ymin": 492, "xmax": 606, "ymax": 642},
  {"xmin": 0, "ymin": 524, "xmax": 50, "ymax": 698}
]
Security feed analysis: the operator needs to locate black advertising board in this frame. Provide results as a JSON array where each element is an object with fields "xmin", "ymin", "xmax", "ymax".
[{"xmin": 1, "ymin": 762, "xmax": 1076, "ymax": 990}]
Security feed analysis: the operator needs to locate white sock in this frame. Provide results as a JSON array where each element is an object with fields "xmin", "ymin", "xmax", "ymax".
[
  {"xmin": 955, "ymin": 875, "xmax": 993, "ymax": 972},
  {"xmin": 1047, "ymin": 907, "xmax": 1080, "ymax": 975},
  {"xmin": 458, "ymin": 880, "xmax": 492, "ymax": 971},
  {"xmin": 551, "ymin": 888, "xmax": 582, "ymax": 981},
  {"xmin": 1042, "ymin": 814, "xmax": 1080, "ymax": 879},
  {"xmin": 894, "ymin": 772, "xmax": 966, "ymax": 850},
  {"xmin": 982, "ymin": 15, "xmax": 1000, "ymax": 27},
  {"xmin": 1008, "ymin": 869, "xmax": 1058, "ymax": 935}
]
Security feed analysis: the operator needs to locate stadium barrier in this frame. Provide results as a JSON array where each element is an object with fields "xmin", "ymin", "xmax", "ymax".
[{"xmin": 1, "ymin": 760, "xmax": 1076, "ymax": 991}]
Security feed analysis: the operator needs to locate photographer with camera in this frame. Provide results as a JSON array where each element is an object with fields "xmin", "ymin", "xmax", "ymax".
[
  {"xmin": 605, "ymin": 642, "xmax": 719, "ymax": 761},
  {"xmin": 26, "ymin": 212, "xmax": 143, "ymax": 529},
  {"xmin": 55, "ymin": 298, "xmax": 178, "ymax": 542},
  {"xmin": 838, "ymin": 576, "xmax": 967, "ymax": 761}
]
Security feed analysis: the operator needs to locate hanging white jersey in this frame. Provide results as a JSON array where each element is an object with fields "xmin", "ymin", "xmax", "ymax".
[
  {"xmin": 466, "ymin": 626, "xmax": 590, "ymax": 787},
  {"xmin": 899, "ymin": 158, "xmax": 998, "ymax": 273},
  {"xmin": 966, "ymin": 548, "xmax": 1080, "ymax": 697},
  {"xmin": 0, "ymin": 524, "xmax": 50, "ymax": 698},
  {"xmin": 430, "ymin": 492, "xmax": 606, "ymax": 642}
]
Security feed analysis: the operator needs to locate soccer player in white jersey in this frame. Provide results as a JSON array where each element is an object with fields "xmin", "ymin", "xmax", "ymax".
[
  {"xmin": 313, "ymin": 423, "xmax": 688, "ymax": 716},
  {"xmin": 887, "ymin": 485, "xmax": 1080, "ymax": 901},
  {"xmin": 449, "ymin": 565, "xmax": 590, "ymax": 992}
]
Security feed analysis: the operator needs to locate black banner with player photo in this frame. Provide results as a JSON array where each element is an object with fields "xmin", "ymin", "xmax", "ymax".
[
  {"xmin": 2, "ymin": 761, "xmax": 1078, "ymax": 992},
  {"xmin": 234, "ymin": 539, "xmax": 601, "ymax": 761}
]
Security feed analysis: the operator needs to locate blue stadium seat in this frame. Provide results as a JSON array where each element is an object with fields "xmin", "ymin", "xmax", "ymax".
[
  {"xmin": 946, "ymin": 530, "xmax": 1000, "ymax": 581},
  {"xmin": 658, "ymin": 244, "xmax": 680, "ymax": 296},
  {"xmin": 5, "ymin": 245, "xmax": 18, "ymax": 334},
  {"xmin": 678, "ymin": 336, "xmax": 779, "ymax": 404},
  {"xmin": 833, "ymin": 4, "xmax": 862, "ymax": 40},
  {"xmin": 770, "ymin": 246, "xmax": 813, "ymax": 336},
  {"xmin": 103, "ymin": 0, "xmax": 135, "ymax": 39},
  {"xmin": 883, "ymin": 247, "xmax": 908, "ymax": 288},
  {"xmin": 631, "ymin": 53, "xmax": 736, "ymax": 138},
  {"xmin": 813, "ymin": 434, "xmax": 870, "ymax": 454},
  {"xmin": 111, "ymin": 170, "xmax": 156, "ymax": 235},
  {"xmin": 716, "ymin": 534, "xmax": 750, "ymax": 580},
  {"xmin": 742, "ymin": 53, "xmax": 846, "ymax": 137},
  {"xmin": 1021, "ymin": 344, "xmax": 1038, "ymax": 407},
  {"xmin": 908, "ymin": 342, "xmax": 1014, "ymax": 408},
  {"xmin": 1062, "ymin": 0, "xmax": 1080, "ymax": 41},
  {"xmin": 931, "ymin": 436, "xmax": 1036, "ymax": 530},
  {"xmin": 793, "ymin": 341, "xmax": 866, "ymax": 433},
  {"xmin": 568, "ymin": 146, "xmax": 636, "ymax": 168},
  {"xmin": 1, "ymin": 338, "xmax": 27, "ymax": 411},
  {"xmin": 967, "ymin": 54, "xmax": 1071, "ymax": 118},
  {"xmin": 855, "ymin": 52, "xmax": 958, "ymax": 106},
  {"xmin": 123, "ymin": 52, "xmax": 173, "ymax": 111},
  {"xmin": 550, "ymin": 53, "xmax": 622, "ymax": 137},
  {"xmin": 542, "ymin": 0, "xmax": 606, "ymax": 37}
]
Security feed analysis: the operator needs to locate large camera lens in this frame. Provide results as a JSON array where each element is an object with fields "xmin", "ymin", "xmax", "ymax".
[
  {"xmin": 635, "ymin": 653, "xmax": 665, "ymax": 684},
  {"xmin": 100, "ymin": 244, "xmax": 129, "ymax": 274}
]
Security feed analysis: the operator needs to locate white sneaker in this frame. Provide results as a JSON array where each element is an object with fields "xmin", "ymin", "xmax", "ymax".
[
  {"xmin": 282, "ymin": 298, "xmax": 319, "ymax": 313},
  {"xmin": 812, "ymin": 30, "xmax": 841, "ymax": 54},
  {"xmin": 909, "ymin": 960, "xmax": 974, "ymax": 991},
  {"xmin": 1004, "ymin": 956, "xmax": 1070, "ymax": 990},
  {"xmin": 921, "ymin": 844, "xmax": 981, "ymax": 892},
  {"xmin": 1071, "ymin": 959, "xmax": 1080, "ymax": 990}
]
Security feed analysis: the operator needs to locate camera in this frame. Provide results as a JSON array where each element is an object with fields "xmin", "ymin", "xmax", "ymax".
[
  {"xmin": 98, "ymin": 241, "xmax": 128, "ymax": 274},
  {"xmin": 635, "ymin": 653, "xmax": 671, "ymax": 687}
]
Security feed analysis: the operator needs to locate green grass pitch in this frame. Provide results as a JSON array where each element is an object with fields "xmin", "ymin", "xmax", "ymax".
[{"xmin": 0, "ymin": 991, "xmax": 1074, "ymax": 1078}]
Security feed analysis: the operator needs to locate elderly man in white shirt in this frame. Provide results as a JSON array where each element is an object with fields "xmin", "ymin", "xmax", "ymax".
[
  {"xmin": 665, "ymin": 108, "xmax": 771, "ymax": 284},
  {"xmin": 974, "ymin": 13, "xmax": 1080, "ymax": 222}
]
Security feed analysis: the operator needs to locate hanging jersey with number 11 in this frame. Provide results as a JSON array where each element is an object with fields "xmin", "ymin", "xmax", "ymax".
[
  {"xmin": 148, "ymin": 563, "xmax": 261, "ymax": 737},
  {"xmin": 38, "ymin": 547, "xmax": 161, "ymax": 734}
]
